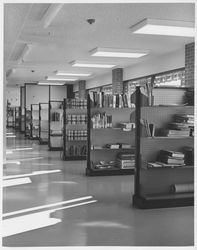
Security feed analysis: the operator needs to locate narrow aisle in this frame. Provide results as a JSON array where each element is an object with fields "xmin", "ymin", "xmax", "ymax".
[{"xmin": 3, "ymin": 129, "xmax": 194, "ymax": 247}]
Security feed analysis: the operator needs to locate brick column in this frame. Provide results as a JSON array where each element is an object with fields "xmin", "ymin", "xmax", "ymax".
[
  {"xmin": 185, "ymin": 42, "xmax": 195, "ymax": 87},
  {"xmin": 112, "ymin": 68, "xmax": 123, "ymax": 94},
  {"xmin": 78, "ymin": 80, "xmax": 86, "ymax": 99}
]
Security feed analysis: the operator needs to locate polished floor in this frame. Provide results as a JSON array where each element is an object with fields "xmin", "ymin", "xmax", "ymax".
[{"xmin": 3, "ymin": 129, "xmax": 194, "ymax": 247}]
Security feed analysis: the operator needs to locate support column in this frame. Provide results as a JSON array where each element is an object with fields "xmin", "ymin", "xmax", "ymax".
[
  {"xmin": 185, "ymin": 42, "xmax": 195, "ymax": 87},
  {"xmin": 112, "ymin": 68, "xmax": 123, "ymax": 94},
  {"xmin": 78, "ymin": 80, "xmax": 86, "ymax": 99}
]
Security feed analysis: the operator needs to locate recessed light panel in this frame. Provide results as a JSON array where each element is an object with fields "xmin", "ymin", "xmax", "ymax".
[
  {"xmin": 91, "ymin": 47, "xmax": 148, "ymax": 58},
  {"xmin": 71, "ymin": 61, "xmax": 116, "ymax": 68},
  {"xmin": 38, "ymin": 82, "xmax": 65, "ymax": 86},
  {"xmin": 130, "ymin": 18, "xmax": 195, "ymax": 37},
  {"xmin": 55, "ymin": 71, "xmax": 92, "ymax": 77},
  {"xmin": 46, "ymin": 76, "xmax": 78, "ymax": 81}
]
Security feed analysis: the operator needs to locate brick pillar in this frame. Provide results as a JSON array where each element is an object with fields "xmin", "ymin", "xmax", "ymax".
[
  {"xmin": 78, "ymin": 80, "xmax": 86, "ymax": 99},
  {"xmin": 185, "ymin": 42, "xmax": 195, "ymax": 87},
  {"xmin": 112, "ymin": 68, "xmax": 123, "ymax": 94}
]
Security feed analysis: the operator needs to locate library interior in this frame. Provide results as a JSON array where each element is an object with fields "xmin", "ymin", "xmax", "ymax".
[{"xmin": 3, "ymin": 2, "xmax": 195, "ymax": 248}]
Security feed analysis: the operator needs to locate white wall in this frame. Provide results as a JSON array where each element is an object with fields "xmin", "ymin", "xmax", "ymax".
[
  {"xmin": 6, "ymin": 86, "xmax": 20, "ymax": 106},
  {"xmin": 26, "ymin": 85, "xmax": 49, "ymax": 109},
  {"xmin": 50, "ymin": 85, "xmax": 67, "ymax": 101},
  {"xmin": 86, "ymin": 48, "xmax": 185, "ymax": 89}
]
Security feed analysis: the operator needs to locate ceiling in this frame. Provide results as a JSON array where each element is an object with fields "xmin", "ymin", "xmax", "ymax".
[{"xmin": 4, "ymin": 2, "xmax": 195, "ymax": 87}]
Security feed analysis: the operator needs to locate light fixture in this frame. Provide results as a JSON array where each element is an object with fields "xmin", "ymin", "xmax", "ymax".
[
  {"xmin": 71, "ymin": 61, "xmax": 116, "ymax": 68},
  {"xmin": 90, "ymin": 47, "xmax": 148, "ymax": 58},
  {"xmin": 130, "ymin": 18, "xmax": 195, "ymax": 37},
  {"xmin": 46, "ymin": 76, "xmax": 78, "ymax": 81},
  {"xmin": 42, "ymin": 4, "xmax": 64, "ymax": 28},
  {"xmin": 55, "ymin": 71, "xmax": 92, "ymax": 77},
  {"xmin": 38, "ymin": 82, "xmax": 65, "ymax": 86}
]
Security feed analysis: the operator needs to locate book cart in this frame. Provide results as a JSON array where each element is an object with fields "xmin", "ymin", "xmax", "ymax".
[
  {"xmin": 48, "ymin": 100, "xmax": 63, "ymax": 151},
  {"xmin": 25, "ymin": 108, "xmax": 31, "ymax": 138},
  {"xmin": 61, "ymin": 98, "xmax": 87, "ymax": 160},
  {"xmin": 133, "ymin": 86, "xmax": 194, "ymax": 209},
  {"xmin": 30, "ymin": 104, "xmax": 39, "ymax": 139},
  {"xmin": 86, "ymin": 92, "xmax": 136, "ymax": 176},
  {"xmin": 39, "ymin": 103, "xmax": 49, "ymax": 145}
]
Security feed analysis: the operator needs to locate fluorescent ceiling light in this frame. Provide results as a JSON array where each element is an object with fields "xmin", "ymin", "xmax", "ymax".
[
  {"xmin": 130, "ymin": 18, "xmax": 195, "ymax": 37},
  {"xmin": 71, "ymin": 61, "xmax": 116, "ymax": 68},
  {"xmin": 42, "ymin": 4, "xmax": 64, "ymax": 28},
  {"xmin": 91, "ymin": 47, "xmax": 148, "ymax": 58},
  {"xmin": 55, "ymin": 71, "xmax": 92, "ymax": 77},
  {"xmin": 38, "ymin": 82, "xmax": 65, "ymax": 86},
  {"xmin": 46, "ymin": 76, "xmax": 78, "ymax": 81}
]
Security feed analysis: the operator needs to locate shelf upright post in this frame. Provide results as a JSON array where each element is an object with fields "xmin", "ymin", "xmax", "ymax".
[
  {"xmin": 134, "ymin": 86, "xmax": 141, "ymax": 197},
  {"xmin": 39, "ymin": 103, "xmax": 41, "ymax": 141},
  {"xmin": 30, "ymin": 104, "xmax": 32, "ymax": 138},
  {"xmin": 48, "ymin": 101, "xmax": 51, "ymax": 150},
  {"xmin": 87, "ymin": 94, "xmax": 91, "ymax": 171},
  {"xmin": 63, "ymin": 98, "xmax": 67, "ymax": 160}
]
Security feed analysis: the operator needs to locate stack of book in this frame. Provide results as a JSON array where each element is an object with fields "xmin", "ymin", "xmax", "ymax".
[
  {"xmin": 66, "ymin": 99, "xmax": 87, "ymax": 109},
  {"xmin": 89, "ymin": 92, "xmax": 135, "ymax": 108},
  {"xmin": 94, "ymin": 160, "xmax": 116, "ymax": 170},
  {"xmin": 67, "ymin": 114, "xmax": 87, "ymax": 124},
  {"xmin": 166, "ymin": 114, "xmax": 194, "ymax": 137},
  {"xmin": 67, "ymin": 130, "xmax": 87, "ymax": 141},
  {"xmin": 120, "ymin": 122, "xmax": 135, "ymax": 131},
  {"xmin": 91, "ymin": 112, "xmax": 112, "ymax": 129},
  {"xmin": 141, "ymin": 119, "xmax": 155, "ymax": 137},
  {"xmin": 116, "ymin": 152, "xmax": 135, "ymax": 169},
  {"xmin": 68, "ymin": 145, "xmax": 87, "ymax": 156},
  {"xmin": 147, "ymin": 150, "xmax": 185, "ymax": 168}
]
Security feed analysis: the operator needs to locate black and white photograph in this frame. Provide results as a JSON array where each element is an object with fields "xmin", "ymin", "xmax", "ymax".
[{"xmin": 1, "ymin": 0, "xmax": 196, "ymax": 248}]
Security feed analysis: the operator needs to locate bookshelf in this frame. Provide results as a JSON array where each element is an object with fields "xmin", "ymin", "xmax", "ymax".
[
  {"xmin": 25, "ymin": 108, "xmax": 31, "ymax": 138},
  {"xmin": 61, "ymin": 98, "xmax": 87, "ymax": 160},
  {"xmin": 31, "ymin": 104, "xmax": 39, "ymax": 139},
  {"xmin": 14, "ymin": 107, "xmax": 20, "ymax": 130},
  {"xmin": 20, "ymin": 108, "xmax": 25, "ymax": 133},
  {"xmin": 7, "ymin": 106, "xmax": 15, "ymax": 128},
  {"xmin": 133, "ymin": 86, "xmax": 194, "ymax": 209},
  {"xmin": 86, "ymin": 92, "xmax": 136, "ymax": 176},
  {"xmin": 49, "ymin": 100, "xmax": 63, "ymax": 151},
  {"xmin": 39, "ymin": 103, "xmax": 49, "ymax": 145}
]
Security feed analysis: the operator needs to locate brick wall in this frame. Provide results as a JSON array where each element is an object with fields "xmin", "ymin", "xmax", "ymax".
[
  {"xmin": 78, "ymin": 80, "xmax": 86, "ymax": 99},
  {"xmin": 112, "ymin": 68, "xmax": 123, "ymax": 94},
  {"xmin": 185, "ymin": 42, "xmax": 195, "ymax": 87}
]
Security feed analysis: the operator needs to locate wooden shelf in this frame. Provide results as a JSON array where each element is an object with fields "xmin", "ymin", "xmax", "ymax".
[
  {"xmin": 142, "ymin": 165, "xmax": 194, "ymax": 170},
  {"xmin": 64, "ymin": 155, "xmax": 86, "ymax": 161},
  {"xmin": 133, "ymin": 87, "xmax": 194, "ymax": 209},
  {"xmin": 91, "ymin": 148, "xmax": 133, "ymax": 151},
  {"xmin": 91, "ymin": 107, "xmax": 135, "ymax": 110},
  {"xmin": 86, "ymin": 167, "xmax": 134, "ymax": 176},
  {"xmin": 133, "ymin": 193, "xmax": 194, "ymax": 209},
  {"xmin": 145, "ymin": 136, "xmax": 193, "ymax": 139}
]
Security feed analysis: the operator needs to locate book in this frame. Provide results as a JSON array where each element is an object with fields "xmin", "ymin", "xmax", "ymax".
[
  {"xmin": 159, "ymin": 150, "xmax": 184, "ymax": 159},
  {"xmin": 159, "ymin": 155, "xmax": 185, "ymax": 165}
]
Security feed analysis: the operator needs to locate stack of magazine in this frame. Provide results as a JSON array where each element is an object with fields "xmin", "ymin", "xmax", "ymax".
[{"xmin": 147, "ymin": 150, "xmax": 185, "ymax": 168}]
